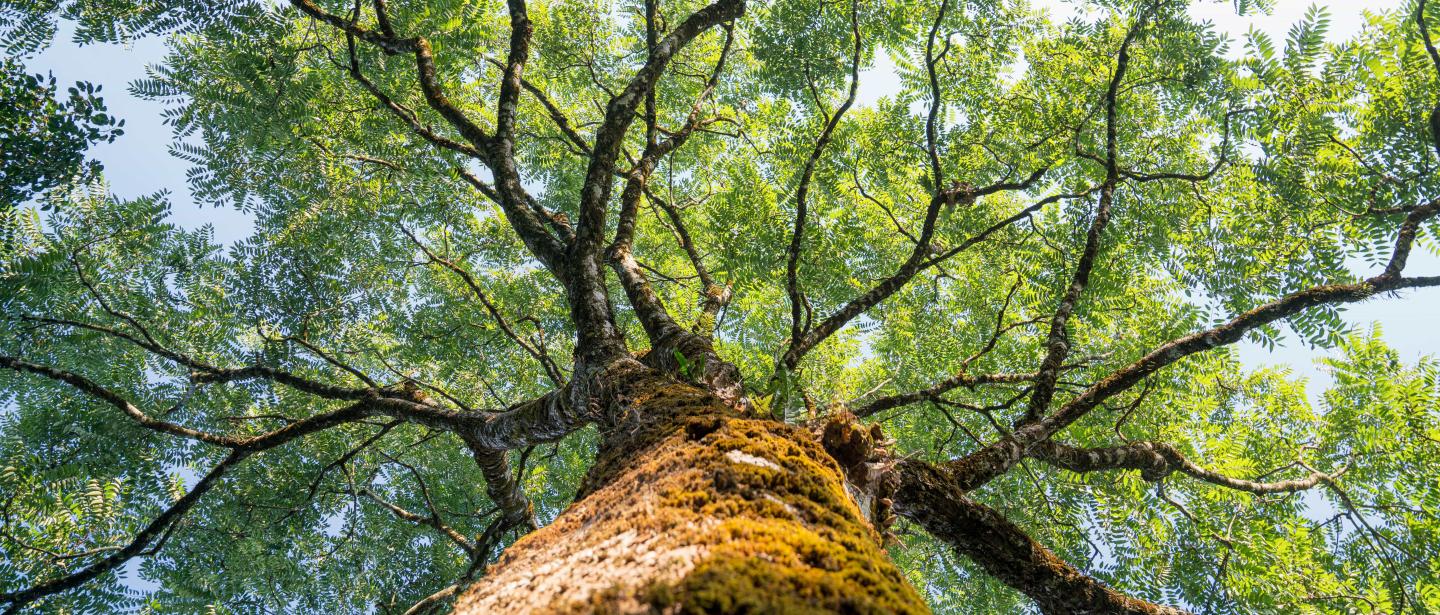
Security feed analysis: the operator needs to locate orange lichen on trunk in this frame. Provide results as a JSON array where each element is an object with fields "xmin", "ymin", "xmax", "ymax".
[{"xmin": 453, "ymin": 377, "xmax": 928, "ymax": 614}]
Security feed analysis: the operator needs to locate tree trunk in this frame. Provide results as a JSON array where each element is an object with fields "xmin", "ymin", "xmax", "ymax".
[{"xmin": 453, "ymin": 370, "xmax": 927, "ymax": 614}]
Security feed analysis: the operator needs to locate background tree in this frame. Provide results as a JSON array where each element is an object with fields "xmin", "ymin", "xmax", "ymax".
[{"xmin": 2, "ymin": 0, "xmax": 1440, "ymax": 613}]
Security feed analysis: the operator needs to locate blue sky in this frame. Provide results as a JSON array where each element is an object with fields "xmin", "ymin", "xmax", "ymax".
[{"xmin": 26, "ymin": 0, "xmax": 1440, "ymax": 396}]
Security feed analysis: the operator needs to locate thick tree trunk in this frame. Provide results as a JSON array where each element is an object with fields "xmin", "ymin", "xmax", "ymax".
[{"xmin": 453, "ymin": 371, "xmax": 927, "ymax": 614}]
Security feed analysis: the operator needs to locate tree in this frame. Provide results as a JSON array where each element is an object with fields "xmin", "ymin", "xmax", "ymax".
[{"xmin": 2, "ymin": 0, "xmax": 1440, "ymax": 612}]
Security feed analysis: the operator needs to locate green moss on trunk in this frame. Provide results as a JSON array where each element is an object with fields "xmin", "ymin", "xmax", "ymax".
[{"xmin": 453, "ymin": 375, "xmax": 927, "ymax": 614}]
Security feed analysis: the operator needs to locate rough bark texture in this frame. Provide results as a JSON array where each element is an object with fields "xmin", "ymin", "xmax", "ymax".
[
  {"xmin": 894, "ymin": 461, "xmax": 1190, "ymax": 615},
  {"xmin": 453, "ymin": 373, "xmax": 926, "ymax": 614}
]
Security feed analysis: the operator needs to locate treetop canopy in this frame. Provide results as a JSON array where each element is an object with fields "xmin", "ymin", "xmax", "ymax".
[{"xmin": 2, "ymin": 0, "xmax": 1439, "ymax": 612}]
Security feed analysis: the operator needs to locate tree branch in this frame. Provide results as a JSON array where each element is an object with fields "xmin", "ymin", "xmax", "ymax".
[
  {"xmin": 402, "ymin": 584, "xmax": 460, "ymax": 615},
  {"xmin": 610, "ymin": 23, "xmax": 735, "ymax": 255},
  {"xmin": 482, "ymin": 56, "xmax": 592, "ymax": 155},
  {"xmin": 893, "ymin": 459, "xmax": 1191, "ymax": 615},
  {"xmin": 402, "ymin": 227, "xmax": 566, "ymax": 386},
  {"xmin": 291, "ymin": 0, "xmax": 493, "ymax": 150},
  {"xmin": 1020, "ymin": 2, "xmax": 1155, "ymax": 425},
  {"xmin": 307, "ymin": 0, "xmax": 568, "ymax": 275},
  {"xmin": 572, "ymin": 0, "xmax": 745, "ymax": 261},
  {"xmin": 782, "ymin": 175, "xmax": 1064, "ymax": 369},
  {"xmin": 32, "ymin": 257, "xmax": 378, "ymax": 400},
  {"xmin": 601, "ymin": 25, "xmax": 737, "ymax": 355},
  {"xmin": 1031, "ymin": 440, "xmax": 1337, "ymax": 494},
  {"xmin": 0, "ymin": 452, "xmax": 249, "ymax": 614},
  {"xmin": 0, "ymin": 355, "xmax": 242, "ymax": 447},
  {"xmin": 335, "ymin": 39, "xmax": 483, "ymax": 159},
  {"xmin": 851, "ymin": 372, "xmax": 1036, "ymax": 419},
  {"xmin": 459, "ymin": 439, "xmax": 537, "ymax": 536},
  {"xmin": 358, "ymin": 453, "xmax": 479, "ymax": 557},
  {"xmin": 0, "ymin": 395, "xmax": 372, "ymax": 612},
  {"xmin": 943, "ymin": 199, "xmax": 1440, "ymax": 492},
  {"xmin": 646, "ymin": 187, "xmax": 731, "ymax": 333},
  {"xmin": 785, "ymin": 0, "xmax": 862, "ymax": 356},
  {"xmin": 565, "ymin": 0, "xmax": 745, "ymax": 367},
  {"xmin": 483, "ymin": 0, "xmax": 580, "ymax": 278}
]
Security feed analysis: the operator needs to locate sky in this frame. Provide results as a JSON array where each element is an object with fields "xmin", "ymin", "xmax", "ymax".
[{"xmin": 26, "ymin": 0, "xmax": 1440, "ymax": 397}]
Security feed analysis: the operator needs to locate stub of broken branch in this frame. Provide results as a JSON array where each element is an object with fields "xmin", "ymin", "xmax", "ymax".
[{"xmin": 814, "ymin": 410, "xmax": 899, "ymax": 543}]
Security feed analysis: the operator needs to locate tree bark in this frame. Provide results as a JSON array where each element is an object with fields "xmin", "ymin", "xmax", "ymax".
[
  {"xmin": 453, "ymin": 370, "xmax": 926, "ymax": 614},
  {"xmin": 894, "ymin": 461, "xmax": 1190, "ymax": 615}
]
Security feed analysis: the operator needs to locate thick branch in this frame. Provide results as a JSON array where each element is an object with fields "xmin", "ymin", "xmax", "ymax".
[
  {"xmin": 611, "ymin": 23, "xmax": 735, "ymax": 254},
  {"xmin": 460, "ymin": 440, "xmax": 537, "ymax": 535},
  {"xmin": 571, "ymin": 0, "xmax": 745, "ymax": 262},
  {"xmin": 609, "ymin": 243, "xmax": 691, "ymax": 350},
  {"xmin": 483, "ymin": 0, "xmax": 578, "ymax": 277},
  {"xmin": 1031, "ymin": 440, "xmax": 1336, "ymax": 494},
  {"xmin": 308, "ymin": 0, "xmax": 567, "ymax": 273},
  {"xmin": 565, "ymin": 0, "xmax": 745, "ymax": 367},
  {"xmin": 893, "ymin": 460, "xmax": 1190, "ymax": 615},
  {"xmin": 379, "ymin": 387, "xmax": 582, "ymax": 450},
  {"xmin": 604, "ymin": 56, "xmax": 734, "ymax": 349}
]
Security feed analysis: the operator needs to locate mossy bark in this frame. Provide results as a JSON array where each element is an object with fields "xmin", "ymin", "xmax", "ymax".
[{"xmin": 452, "ymin": 373, "xmax": 927, "ymax": 614}]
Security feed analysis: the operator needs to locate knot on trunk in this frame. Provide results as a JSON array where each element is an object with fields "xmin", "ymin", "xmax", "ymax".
[
  {"xmin": 817, "ymin": 411, "xmax": 899, "ymax": 543},
  {"xmin": 821, "ymin": 412, "xmax": 875, "ymax": 469}
]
